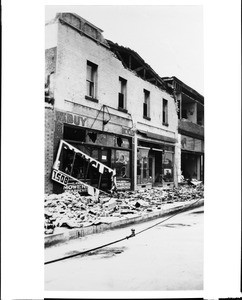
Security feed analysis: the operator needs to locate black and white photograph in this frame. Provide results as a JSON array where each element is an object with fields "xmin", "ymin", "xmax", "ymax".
[
  {"xmin": 2, "ymin": 0, "xmax": 241, "ymax": 299},
  {"xmin": 44, "ymin": 5, "xmax": 204, "ymax": 291}
]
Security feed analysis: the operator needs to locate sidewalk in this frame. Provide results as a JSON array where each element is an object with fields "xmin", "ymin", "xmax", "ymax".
[{"xmin": 45, "ymin": 197, "xmax": 204, "ymax": 248}]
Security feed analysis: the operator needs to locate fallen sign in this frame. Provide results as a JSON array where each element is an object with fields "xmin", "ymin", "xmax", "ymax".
[
  {"xmin": 52, "ymin": 139, "xmax": 116, "ymax": 197},
  {"xmin": 64, "ymin": 182, "xmax": 88, "ymax": 193}
]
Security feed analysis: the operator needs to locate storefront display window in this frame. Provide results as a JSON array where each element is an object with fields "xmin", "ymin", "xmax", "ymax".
[
  {"xmin": 137, "ymin": 148, "xmax": 152, "ymax": 184},
  {"xmin": 86, "ymin": 132, "xmax": 108, "ymax": 145},
  {"xmin": 62, "ymin": 125, "xmax": 132, "ymax": 189},
  {"xmin": 106, "ymin": 134, "xmax": 115, "ymax": 147},
  {"xmin": 54, "ymin": 140, "xmax": 115, "ymax": 192},
  {"xmin": 143, "ymin": 157, "xmax": 148, "ymax": 179},
  {"xmin": 111, "ymin": 150, "xmax": 130, "ymax": 179},
  {"xmin": 162, "ymin": 151, "xmax": 174, "ymax": 182},
  {"xmin": 115, "ymin": 137, "xmax": 130, "ymax": 149}
]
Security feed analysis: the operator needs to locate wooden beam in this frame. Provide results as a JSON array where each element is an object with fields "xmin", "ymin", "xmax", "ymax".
[
  {"xmin": 115, "ymin": 50, "xmax": 128, "ymax": 68},
  {"xmin": 146, "ymin": 78, "xmax": 156, "ymax": 82},
  {"xmin": 129, "ymin": 55, "xmax": 132, "ymax": 69},
  {"xmin": 143, "ymin": 68, "xmax": 146, "ymax": 79},
  {"xmin": 134, "ymin": 66, "xmax": 144, "ymax": 72}
]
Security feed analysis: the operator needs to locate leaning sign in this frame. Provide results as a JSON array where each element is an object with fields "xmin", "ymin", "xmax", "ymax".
[{"xmin": 51, "ymin": 140, "xmax": 116, "ymax": 197}]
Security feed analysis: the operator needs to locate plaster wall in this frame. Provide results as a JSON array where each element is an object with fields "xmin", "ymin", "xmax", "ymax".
[{"xmin": 54, "ymin": 21, "xmax": 177, "ymax": 139}]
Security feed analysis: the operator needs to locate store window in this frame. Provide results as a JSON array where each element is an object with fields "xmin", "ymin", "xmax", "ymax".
[
  {"xmin": 162, "ymin": 151, "xmax": 174, "ymax": 182},
  {"xmin": 137, "ymin": 148, "xmax": 152, "ymax": 184},
  {"xmin": 86, "ymin": 61, "xmax": 98, "ymax": 99},
  {"xmin": 63, "ymin": 125, "xmax": 86, "ymax": 142},
  {"xmin": 111, "ymin": 150, "xmax": 130, "ymax": 179},
  {"xmin": 115, "ymin": 136, "xmax": 131, "ymax": 149}
]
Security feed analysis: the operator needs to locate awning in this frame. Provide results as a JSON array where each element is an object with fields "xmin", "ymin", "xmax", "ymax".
[{"xmin": 137, "ymin": 129, "xmax": 177, "ymax": 144}]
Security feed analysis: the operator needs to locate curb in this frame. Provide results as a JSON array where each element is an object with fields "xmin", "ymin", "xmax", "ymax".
[{"xmin": 45, "ymin": 198, "xmax": 204, "ymax": 248}]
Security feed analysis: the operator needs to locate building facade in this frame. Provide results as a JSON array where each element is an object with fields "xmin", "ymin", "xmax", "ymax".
[
  {"xmin": 162, "ymin": 76, "xmax": 204, "ymax": 183},
  {"xmin": 45, "ymin": 13, "xmax": 182, "ymax": 194}
]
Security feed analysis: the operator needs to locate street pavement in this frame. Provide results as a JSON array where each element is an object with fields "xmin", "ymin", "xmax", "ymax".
[{"xmin": 45, "ymin": 205, "xmax": 204, "ymax": 291}]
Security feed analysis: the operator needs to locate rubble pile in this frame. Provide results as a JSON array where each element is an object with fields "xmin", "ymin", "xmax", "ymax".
[{"xmin": 44, "ymin": 184, "xmax": 204, "ymax": 235}]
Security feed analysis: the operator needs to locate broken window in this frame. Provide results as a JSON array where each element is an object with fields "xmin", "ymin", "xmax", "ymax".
[
  {"xmin": 118, "ymin": 77, "xmax": 127, "ymax": 110},
  {"xmin": 59, "ymin": 145, "xmax": 76, "ymax": 175},
  {"xmin": 86, "ymin": 61, "xmax": 98, "ymax": 98},
  {"xmin": 162, "ymin": 99, "xmax": 168, "ymax": 125},
  {"xmin": 87, "ymin": 131, "xmax": 97, "ymax": 143},
  {"xmin": 52, "ymin": 140, "xmax": 116, "ymax": 196},
  {"xmin": 63, "ymin": 125, "xmax": 86, "ymax": 142},
  {"xmin": 117, "ymin": 137, "xmax": 123, "ymax": 147},
  {"xmin": 182, "ymin": 108, "xmax": 187, "ymax": 119},
  {"xmin": 143, "ymin": 89, "xmax": 150, "ymax": 119},
  {"xmin": 115, "ymin": 136, "xmax": 131, "ymax": 149},
  {"xmin": 86, "ymin": 132, "xmax": 108, "ymax": 146}
]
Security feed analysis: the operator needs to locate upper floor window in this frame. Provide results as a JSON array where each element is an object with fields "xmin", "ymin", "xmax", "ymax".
[
  {"xmin": 162, "ymin": 99, "xmax": 168, "ymax": 126},
  {"xmin": 118, "ymin": 77, "xmax": 127, "ymax": 112},
  {"xmin": 86, "ymin": 61, "xmax": 98, "ymax": 101},
  {"xmin": 143, "ymin": 89, "xmax": 150, "ymax": 120}
]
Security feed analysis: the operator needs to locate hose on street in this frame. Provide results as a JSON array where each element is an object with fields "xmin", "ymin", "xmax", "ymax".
[{"xmin": 45, "ymin": 198, "xmax": 202, "ymax": 265}]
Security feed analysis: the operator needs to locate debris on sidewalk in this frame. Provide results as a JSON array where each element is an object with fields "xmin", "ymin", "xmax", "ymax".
[{"xmin": 44, "ymin": 184, "xmax": 204, "ymax": 235}]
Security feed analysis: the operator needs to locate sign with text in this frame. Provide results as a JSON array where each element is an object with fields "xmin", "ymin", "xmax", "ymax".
[
  {"xmin": 52, "ymin": 140, "xmax": 116, "ymax": 197},
  {"xmin": 52, "ymin": 169, "xmax": 69, "ymax": 185},
  {"xmin": 116, "ymin": 180, "xmax": 131, "ymax": 190},
  {"xmin": 64, "ymin": 183, "xmax": 88, "ymax": 193}
]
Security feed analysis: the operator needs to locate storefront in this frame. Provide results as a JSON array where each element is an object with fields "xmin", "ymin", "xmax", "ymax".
[
  {"xmin": 52, "ymin": 109, "xmax": 133, "ymax": 193},
  {"xmin": 136, "ymin": 130, "xmax": 177, "ymax": 189},
  {"xmin": 180, "ymin": 134, "xmax": 204, "ymax": 181}
]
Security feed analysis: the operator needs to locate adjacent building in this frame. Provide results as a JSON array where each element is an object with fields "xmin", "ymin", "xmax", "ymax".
[
  {"xmin": 162, "ymin": 76, "xmax": 204, "ymax": 183},
  {"xmin": 45, "ymin": 12, "xmax": 203, "ymax": 195}
]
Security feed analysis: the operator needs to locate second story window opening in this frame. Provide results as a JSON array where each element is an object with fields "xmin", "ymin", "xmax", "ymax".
[
  {"xmin": 162, "ymin": 98, "xmax": 168, "ymax": 126},
  {"xmin": 143, "ymin": 89, "xmax": 150, "ymax": 120},
  {"xmin": 86, "ymin": 61, "xmax": 98, "ymax": 100},
  {"xmin": 118, "ymin": 77, "xmax": 127, "ymax": 112}
]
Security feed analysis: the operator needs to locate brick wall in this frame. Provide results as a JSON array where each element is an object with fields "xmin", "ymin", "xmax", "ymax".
[
  {"xmin": 45, "ymin": 47, "xmax": 56, "ymax": 82},
  {"xmin": 45, "ymin": 107, "xmax": 55, "ymax": 194}
]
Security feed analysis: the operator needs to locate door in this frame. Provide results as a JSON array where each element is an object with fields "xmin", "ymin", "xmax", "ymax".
[{"xmin": 148, "ymin": 155, "xmax": 155, "ymax": 184}]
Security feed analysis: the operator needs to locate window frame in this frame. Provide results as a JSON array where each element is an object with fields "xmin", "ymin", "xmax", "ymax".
[
  {"xmin": 118, "ymin": 77, "xmax": 127, "ymax": 112},
  {"xmin": 86, "ymin": 60, "xmax": 98, "ymax": 102},
  {"xmin": 143, "ymin": 89, "xmax": 151, "ymax": 120},
  {"xmin": 162, "ymin": 98, "xmax": 168, "ymax": 126}
]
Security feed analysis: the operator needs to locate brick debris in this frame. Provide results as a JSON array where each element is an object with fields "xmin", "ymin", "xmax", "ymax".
[{"xmin": 44, "ymin": 183, "xmax": 204, "ymax": 235}]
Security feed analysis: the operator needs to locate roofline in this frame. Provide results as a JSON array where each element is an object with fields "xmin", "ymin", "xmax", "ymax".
[
  {"xmin": 46, "ymin": 12, "xmax": 104, "ymax": 33},
  {"xmin": 107, "ymin": 40, "xmax": 167, "ymax": 91},
  {"xmin": 59, "ymin": 12, "xmax": 104, "ymax": 32},
  {"xmin": 162, "ymin": 76, "xmax": 204, "ymax": 99}
]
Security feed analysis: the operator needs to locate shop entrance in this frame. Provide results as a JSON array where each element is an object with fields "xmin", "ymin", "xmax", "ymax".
[
  {"xmin": 137, "ymin": 148, "xmax": 163, "ymax": 187},
  {"xmin": 150, "ymin": 150, "xmax": 163, "ymax": 186},
  {"xmin": 181, "ymin": 152, "xmax": 202, "ymax": 181}
]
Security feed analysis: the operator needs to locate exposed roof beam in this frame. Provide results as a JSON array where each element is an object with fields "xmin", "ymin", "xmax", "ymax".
[
  {"xmin": 128, "ymin": 55, "xmax": 132, "ymax": 69},
  {"xmin": 115, "ymin": 50, "xmax": 127, "ymax": 68},
  {"xmin": 143, "ymin": 68, "xmax": 146, "ymax": 79},
  {"xmin": 134, "ymin": 66, "xmax": 145, "ymax": 72},
  {"xmin": 147, "ymin": 78, "xmax": 156, "ymax": 82}
]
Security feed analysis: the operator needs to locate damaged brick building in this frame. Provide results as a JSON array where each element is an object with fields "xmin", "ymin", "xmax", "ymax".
[
  {"xmin": 45, "ymin": 12, "xmax": 203, "ymax": 195},
  {"xmin": 162, "ymin": 77, "xmax": 204, "ymax": 182}
]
